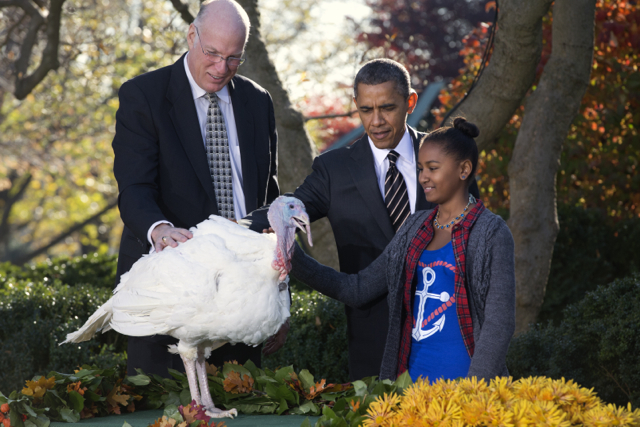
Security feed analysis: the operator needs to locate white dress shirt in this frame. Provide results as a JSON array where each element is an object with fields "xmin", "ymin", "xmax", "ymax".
[
  {"xmin": 368, "ymin": 128, "xmax": 417, "ymax": 214},
  {"xmin": 147, "ymin": 54, "xmax": 246, "ymax": 250}
]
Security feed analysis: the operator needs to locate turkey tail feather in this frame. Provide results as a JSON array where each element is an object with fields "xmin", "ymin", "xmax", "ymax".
[{"xmin": 61, "ymin": 299, "xmax": 113, "ymax": 344}]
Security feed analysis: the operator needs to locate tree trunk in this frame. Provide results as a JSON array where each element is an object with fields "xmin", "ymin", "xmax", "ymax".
[
  {"xmin": 456, "ymin": 0, "xmax": 553, "ymax": 151},
  {"xmin": 508, "ymin": 0, "xmax": 596, "ymax": 333},
  {"xmin": 236, "ymin": 0, "xmax": 339, "ymax": 268}
]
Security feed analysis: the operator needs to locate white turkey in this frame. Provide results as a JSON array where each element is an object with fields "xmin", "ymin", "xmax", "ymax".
[{"xmin": 62, "ymin": 196, "xmax": 312, "ymax": 418}]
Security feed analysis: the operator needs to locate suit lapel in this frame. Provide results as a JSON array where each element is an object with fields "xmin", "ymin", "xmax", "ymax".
[
  {"xmin": 348, "ymin": 135, "xmax": 395, "ymax": 241},
  {"xmin": 166, "ymin": 55, "xmax": 218, "ymax": 211},
  {"xmin": 229, "ymin": 78, "xmax": 258, "ymax": 214},
  {"xmin": 409, "ymin": 127, "xmax": 429, "ymax": 211}
]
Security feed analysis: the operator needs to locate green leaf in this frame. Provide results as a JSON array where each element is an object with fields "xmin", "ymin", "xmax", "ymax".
[
  {"xmin": 161, "ymin": 391, "xmax": 181, "ymax": 407},
  {"xmin": 264, "ymin": 382, "xmax": 279, "ymax": 399},
  {"xmin": 243, "ymin": 360, "xmax": 262, "ymax": 379},
  {"xmin": 30, "ymin": 415, "xmax": 50, "ymax": 427},
  {"xmin": 393, "ymin": 370, "xmax": 413, "ymax": 393},
  {"xmin": 84, "ymin": 390, "xmax": 104, "ymax": 402},
  {"xmin": 58, "ymin": 408, "xmax": 80, "ymax": 423},
  {"xmin": 20, "ymin": 402, "xmax": 38, "ymax": 417},
  {"xmin": 298, "ymin": 369, "xmax": 315, "ymax": 391},
  {"xmin": 125, "ymin": 374, "xmax": 150, "ymax": 386},
  {"xmin": 352, "ymin": 380, "xmax": 368, "ymax": 397},
  {"xmin": 163, "ymin": 404, "xmax": 183, "ymax": 423},
  {"xmin": 10, "ymin": 408, "xmax": 25, "ymax": 427},
  {"xmin": 276, "ymin": 397, "xmax": 288, "ymax": 415},
  {"xmin": 300, "ymin": 418, "xmax": 312, "ymax": 427},
  {"xmin": 371, "ymin": 380, "xmax": 387, "ymax": 396},
  {"xmin": 296, "ymin": 400, "xmax": 318, "ymax": 415},
  {"xmin": 179, "ymin": 388, "xmax": 192, "ymax": 406},
  {"xmin": 122, "ymin": 422, "xmax": 133, "ymax": 427},
  {"xmin": 255, "ymin": 375, "xmax": 280, "ymax": 387},
  {"xmin": 67, "ymin": 390, "xmax": 85, "ymax": 413},
  {"xmin": 74, "ymin": 370, "xmax": 95, "ymax": 379},
  {"xmin": 167, "ymin": 369, "xmax": 187, "ymax": 382},
  {"xmin": 273, "ymin": 366, "xmax": 295, "ymax": 383}
]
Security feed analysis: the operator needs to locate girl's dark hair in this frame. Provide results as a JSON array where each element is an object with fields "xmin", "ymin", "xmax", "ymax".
[{"xmin": 420, "ymin": 117, "xmax": 480, "ymax": 182}]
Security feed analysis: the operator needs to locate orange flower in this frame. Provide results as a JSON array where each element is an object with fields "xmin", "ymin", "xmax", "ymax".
[
  {"xmin": 67, "ymin": 381, "xmax": 87, "ymax": 396},
  {"xmin": 0, "ymin": 404, "xmax": 8, "ymax": 413},
  {"xmin": 2, "ymin": 418, "xmax": 10, "ymax": 427}
]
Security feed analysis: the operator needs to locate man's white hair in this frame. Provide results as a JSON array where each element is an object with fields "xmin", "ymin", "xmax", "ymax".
[{"xmin": 193, "ymin": 0, "xmax": 251, "ymax": 45}]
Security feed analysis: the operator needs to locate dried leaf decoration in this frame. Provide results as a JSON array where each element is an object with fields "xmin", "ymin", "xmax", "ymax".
[
  {"xmin": 80, "ymin": 403, "xmax": 98, "ymax": 420},
  {"xmin": 205, "ymin": 362, "xmax": 218, "ymax": 377},
  {"xmin": 150, "ymin": 415, "xmax": 187, "ymax": 427},
  {"xmin": 106, "ymin": 384, "xmax": 131, "ymax": 414},
  {"xmin": 223, "ymin": 371, "xmax": 254, "ymax": 394},
  {"xmin": 21, "ymin": 376, "xmax": 56, "ymax": 399}
]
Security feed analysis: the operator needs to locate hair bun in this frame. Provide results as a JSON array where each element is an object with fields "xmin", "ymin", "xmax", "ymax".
[{"xmin": 453, "ymin": 117, "xmax": 480, "ymax": 139}]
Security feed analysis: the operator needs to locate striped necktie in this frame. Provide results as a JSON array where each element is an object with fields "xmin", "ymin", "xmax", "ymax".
[
  {"xmin": 385, "ymin": 150, "xmax": 410, "ymax": 232},
  {"xmin": 204, "ymin": 92, "xmax": 235, "ymax": 220}
]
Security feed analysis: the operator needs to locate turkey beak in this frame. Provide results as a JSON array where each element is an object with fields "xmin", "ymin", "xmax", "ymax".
[{"xmin": 293, "ymin": 213, "xmax": 313, "ymax": 247}]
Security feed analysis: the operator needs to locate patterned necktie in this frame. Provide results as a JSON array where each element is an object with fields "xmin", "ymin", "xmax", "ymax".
[
  {"xmin": 385, "ymin": 150, "xmax": 410, "ymax": 232},
  {"xmin": 205, "ymin": 93, "xmax": 235, "ymax": 220}
]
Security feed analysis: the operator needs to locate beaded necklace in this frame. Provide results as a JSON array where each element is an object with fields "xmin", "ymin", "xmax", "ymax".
[{"xmin": 433, "ymin": 194, "xmax": 476, "ymax": 230}]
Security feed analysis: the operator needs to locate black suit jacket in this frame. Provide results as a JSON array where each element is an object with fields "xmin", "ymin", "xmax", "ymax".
[
  {"xmin": 113, "ymin": 54, "xmax": 279, "ymax": 266},
  {"xmin": 243, "ymin": 127, "xmax": 435, "ymax": 380},
  {"xmin": 111, "ymin": 54, "xmax": 279, "ymax": 375}
]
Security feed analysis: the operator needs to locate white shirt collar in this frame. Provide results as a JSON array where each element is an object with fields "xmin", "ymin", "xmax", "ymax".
[
  {"xmin": 368, "ymin": 128, "xmax": 415, "ymax": 167},
  {"xmin": 183, "ymin": 53, "xmax": 230, "ymax": 104}
]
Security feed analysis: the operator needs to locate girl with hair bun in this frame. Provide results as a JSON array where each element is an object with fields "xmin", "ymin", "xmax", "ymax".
[{"xmin": 290, "ymin": 118, "xmax": 515, "ymax": 383}]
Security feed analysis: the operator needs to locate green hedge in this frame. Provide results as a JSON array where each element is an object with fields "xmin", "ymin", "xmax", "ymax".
[
  {"xmin": 0, "ymin": 254, "xmax": 126, "ymax": 394},
  {"xmin": 0, "ymin": 253, "xmax": 117, "ymax": 290},
  {"xmin": 507, "ymin": 273, "xmax": 640, "ymax": 407},
  {"xmin": 263, "ymin": 290, "xmax": 349, "ymax": 384},
  {"xmin": 539, "ymin": 205, "xmax": 640, "ymax": 324}
]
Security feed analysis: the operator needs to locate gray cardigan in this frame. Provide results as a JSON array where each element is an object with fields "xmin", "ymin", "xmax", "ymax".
[{"xmin": 291, "ymin": 208, "xmax": 516, "ymax": 381}]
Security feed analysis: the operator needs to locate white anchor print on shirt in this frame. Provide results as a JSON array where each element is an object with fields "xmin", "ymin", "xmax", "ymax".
[{"xmin": 412, "ymin": 266, "xmax": 451, "ymax": 341}]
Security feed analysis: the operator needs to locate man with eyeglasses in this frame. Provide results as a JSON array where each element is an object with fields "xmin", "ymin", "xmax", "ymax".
[{"xmin": 111, "ymin": 0, "xmax": 284, "ymax": 378}]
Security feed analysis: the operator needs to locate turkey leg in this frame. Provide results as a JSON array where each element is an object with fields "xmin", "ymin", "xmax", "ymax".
[
  {"xmin": 180, "ymin": 354, "xmax": 201, "ymax": 406},
  {"xmin": 195, "ymin": 348, "xmax": 237, "ymax": 418}
]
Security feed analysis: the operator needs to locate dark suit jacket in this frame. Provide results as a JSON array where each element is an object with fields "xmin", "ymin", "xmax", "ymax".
[
  {"xmin": 111, "ymin": 54, "xmax": 279, "ymax": 375},
  {"xmin": 243, "ymin": 127, "xmax": 435, "ymax": 380}
]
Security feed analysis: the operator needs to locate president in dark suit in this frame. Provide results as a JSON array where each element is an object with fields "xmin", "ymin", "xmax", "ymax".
[
  {"xmin": 112, "ymin": 0, "xmax": 286, "ymax": 377},
  {"xmin": 244, "ymin": 59, "xmax": 443, "ymax": 380}
]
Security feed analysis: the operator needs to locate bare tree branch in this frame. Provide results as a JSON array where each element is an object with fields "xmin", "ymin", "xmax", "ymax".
[
  {"xmin": 14, "ymin": 0, "xmax": 65, "ymax": 99},
  {"xmin": 11, "ymin": 198, "xmax": 118, "ymax": 265},
  {"xmin": 304, "ymin": 110, "xmax": 357, "ymax": 122},
  {"xmin": 167, "ymin": 0, "xmax": 193, "ymax": 24}
]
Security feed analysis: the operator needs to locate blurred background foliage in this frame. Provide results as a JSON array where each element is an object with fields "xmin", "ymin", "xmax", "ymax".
[{"xmin": 0, "ymin": 0, "xmax": 639, "ymax": 402}]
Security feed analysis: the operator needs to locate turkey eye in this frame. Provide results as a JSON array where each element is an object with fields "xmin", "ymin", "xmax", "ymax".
[{"xmin": 289, "ymin": 204, "xmax": 294, "ymax": 209}]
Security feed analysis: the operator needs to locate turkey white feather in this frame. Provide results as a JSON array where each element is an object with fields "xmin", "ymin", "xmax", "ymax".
[{"xmin": 62, "ymin": 196, "xmax": 312, "ymax": 418}]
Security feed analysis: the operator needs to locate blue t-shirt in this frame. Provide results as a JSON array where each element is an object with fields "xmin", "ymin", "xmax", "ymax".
[{"xmin": 408, "ymin": 241, "xmax": 471, "ymax": 383}]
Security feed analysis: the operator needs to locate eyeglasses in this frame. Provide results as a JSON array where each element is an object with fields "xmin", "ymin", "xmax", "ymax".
[{"xmin": 194, "ymin": 26, "xmax": 245, "ymax": 69}]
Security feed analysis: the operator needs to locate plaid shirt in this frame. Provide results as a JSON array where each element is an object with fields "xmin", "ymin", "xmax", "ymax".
[{"xmin": 397, "ymin": 200, "xmax": 486, "ymax": 375}]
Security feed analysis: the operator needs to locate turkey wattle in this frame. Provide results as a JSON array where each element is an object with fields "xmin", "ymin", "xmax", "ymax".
[{"xmin": 62, "ymin": 196, "xmax": 312, "ymax": 418}]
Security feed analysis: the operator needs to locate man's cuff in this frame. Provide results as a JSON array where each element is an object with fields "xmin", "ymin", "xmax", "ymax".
[{"xmin": 148, "ymin": 220, "xmax": 173, "ymax": 253}]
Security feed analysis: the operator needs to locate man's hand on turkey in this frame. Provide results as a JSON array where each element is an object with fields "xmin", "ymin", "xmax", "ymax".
[
  {"xmin": 262, "ymin": 319, "xmax": 290, "ymax": 355},
  {"xmin": 152, "ymin": 223, "xmax": 193, "ymax": 252}
]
